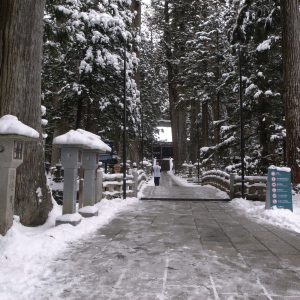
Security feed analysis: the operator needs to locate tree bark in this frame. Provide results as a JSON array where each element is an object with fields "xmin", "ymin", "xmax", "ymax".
[
  {"xmin": 202, "ymin": 101, "xmax": 209, "ymax": 146},
  {"xmin": 281, "ymin": 0, "xmax": 300, "ymax": 183},
  {"xmin": 0, "ymin": 0, "xmax": 52, "ymax": 225},
  {"xmin": 164, "ymin": 0, "xmax": 187, "ymax": 171},
  {"xmin": 189, "ymin": 98, "xmax": 200, "ymax": 162}
]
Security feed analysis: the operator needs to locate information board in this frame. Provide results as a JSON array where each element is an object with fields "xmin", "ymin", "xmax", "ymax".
[{"xmin": 266, "ymin": 166, "xmax": 293, "ymax": 211}]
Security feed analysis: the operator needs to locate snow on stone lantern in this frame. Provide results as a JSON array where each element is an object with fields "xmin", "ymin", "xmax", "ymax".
[
  {"xmin": 53, "ymin": 130, "xmax": 87, "ymax": 226},
  {"xmin": 76, "ymin": 129, "xmax": 111, "ymax": 217},
  {"xmin": 0, "ymin": 115, "xmax": 39, "ymax": 235}
]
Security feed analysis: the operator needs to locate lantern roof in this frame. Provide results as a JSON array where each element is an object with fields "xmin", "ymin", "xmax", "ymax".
[{"xmin": 0, "ymin": 115, "xmax": 39, "ymax": 140}]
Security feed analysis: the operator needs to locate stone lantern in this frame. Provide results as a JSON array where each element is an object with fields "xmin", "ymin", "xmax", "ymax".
[
  {"xmin": 0, "ymin": 115, "xmax": 39, "ymax": 235},
  {"xmin": 54, "ymin": 129, "xmax": 111, "ymax": 223},
  {"xmin": 76, "ymin": 129, "xmax": 111, "ymax": 217},
  {"xmin": 53, "ymin": 130, "xmax": 87, "ymax": 226}
]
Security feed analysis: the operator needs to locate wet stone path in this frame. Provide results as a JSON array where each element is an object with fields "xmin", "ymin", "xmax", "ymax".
[
  {"xmin": 141, "ymin": 172, "xmax": 229, "ymax": 201},
  {"xmin": 33, "ymin": 199, "xmax": 300, "ymax": 300}
]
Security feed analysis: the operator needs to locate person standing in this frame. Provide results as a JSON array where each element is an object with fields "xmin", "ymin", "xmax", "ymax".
[{"xmin": 153, "ymin": 161, "xmax": 162, "ymax": 186}]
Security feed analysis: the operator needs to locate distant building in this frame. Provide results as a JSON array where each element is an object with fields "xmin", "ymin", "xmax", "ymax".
[{"xmin": 152, "ymin": 120, "xmax": 173, "ymax": 162}]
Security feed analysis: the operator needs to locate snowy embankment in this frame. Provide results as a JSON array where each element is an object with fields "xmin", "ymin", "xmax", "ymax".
[
  {"xmin": 231, "ymin": 195, "xmax": 300, "ymax": 233},
  {"xmin": 0, "ymin": 197, "xmax": 138, "ymax": 300}
]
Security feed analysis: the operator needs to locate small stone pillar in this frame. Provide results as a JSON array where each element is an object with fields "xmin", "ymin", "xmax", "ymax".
[
  {"xmin": 60, "ymin": 147, "xmax": 81, "ymax": 215},
  {"xmin": 230, "ymin": 173, "xmax": 237, "ymax": 199},
  {"xmin": 78, "ymin": 167, "xmax": 84, "ymax": 209},
  {"xmin": 0, "ymin": 115, "xmax": 39, "ymax": 235},
  {"xmin": 133, "ymin": 169, "xmax": 139, "ymax": 197},
  {"xmin": 95, "ymin": 168, "xmax": 103, "ymax": 203},
  {"xmin": 81, "ymin": 150, "xmax": 99, "ymax": 216}
]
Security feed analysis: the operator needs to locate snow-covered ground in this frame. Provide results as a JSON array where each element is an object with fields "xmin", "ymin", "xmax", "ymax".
[
  {"xmin": 2, "ymin": 172, "xmax": 300, "ymax": 299},
  {"xmin": 231, "ymin": 194, "xmax": 300, "ymax": 233},
  {"xmin": 0, "ymin": 197, "xmax": 138, "ymax": 300}
]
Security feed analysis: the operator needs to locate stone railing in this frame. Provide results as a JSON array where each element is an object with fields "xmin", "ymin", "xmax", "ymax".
[
  {"xmin": 201, "ymin": 170, "xmax": 230, "ymax": 194},
  {"xmin": 51, "ymin": 167, "xmax": 148, "ymax": 203},
  {"xmin": 201, "ymin": 170, "xmax": 267, "ymax": 201},
  {"xmin": 102, "ymin": 173, "xmax": 134, "ymax": 198},
  {"xmin": 102, "ymin": 169, "xmax": 148, "ymax": 199}
]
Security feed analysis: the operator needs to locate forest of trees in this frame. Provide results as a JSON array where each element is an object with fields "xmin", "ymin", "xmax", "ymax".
[
  {"xmin": 144, "ymin": 0, "xmax": 300, "ymax": 180},
  {"xmin": 0, "ymin": 0, "xmax": 299, "ymax": 226}
]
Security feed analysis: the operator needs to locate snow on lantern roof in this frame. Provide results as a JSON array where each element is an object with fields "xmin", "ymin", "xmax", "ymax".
[
  {"xmin": 53, "ymin": 129, "xmax": 111, "ymax": 152},
  {"xmin": 76, "ymin": 129, "xmax": 111, "ymax": 152},
  {"xmin": 0, "ymin": 115, "xmax": 39, "ymax": 139}
]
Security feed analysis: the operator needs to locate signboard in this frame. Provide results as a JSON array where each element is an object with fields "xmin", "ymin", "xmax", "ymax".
[
  {"xmin": 266, "ymin": 166, "xmax": 292, "ymax": 211},
  {"xmin": 99, "ymin": 154, "xmax": 118, "ymax": 165},
  {"xmin": 99, "ymin": 154, "xmax": 113, "ymax": 161}
]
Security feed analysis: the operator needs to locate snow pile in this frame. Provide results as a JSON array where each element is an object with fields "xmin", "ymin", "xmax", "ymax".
[
  {"xmin": 56, "ymin": 212, "xmax": 82, "ymax": 223},
  {"xmin": 231, "ymin": 194, "xmax": 300, "ymax": 233},
  {"xmin": 0, "ymin": 197, "xmax": 138, "ymax": 299},
  {"xmin": 53, "ymin": 129, "xmax": 111, "ymax": 152},
  {"xmin": 0, "ymin": 115, "xmax": 39, "ymax": 139}
]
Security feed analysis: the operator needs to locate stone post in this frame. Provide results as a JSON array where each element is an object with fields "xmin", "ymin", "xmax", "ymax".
[
  {"xmin": 81, "ymin": 150, "xmax": 98, "ymax": 217},
  {"xmin": 95, "ymin": 169, "xmax": 103, "ymax": 203},
  {"xmin": 133, "ymin": 169, "xmax": 138, "ymax": 197},
  {"xmin": 60, "ymin": 148, "xmax": 80, "ymax": 215},
  {"xmin": 230, "ymin": 173, "xmax": 237, "ymax": 199},
  {"xmin": 78, "ymin": 167, "xmax": 84, "ymax": 209}
]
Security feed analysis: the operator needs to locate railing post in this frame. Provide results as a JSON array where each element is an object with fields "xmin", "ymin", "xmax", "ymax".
[
  {"xmin": 78, "ymin": 167, "xmax": 84, "ymax": 208},
  {"xmin": 230, "ymin": 173, "xmax": 237, "ymax": 199},
  {"xmin": 95, "ymin": 169, "xmax": 103, "ymax": 203},
  {"xmin": 133, "ymin": 169, "xmax": 138, "ymax": 197}
]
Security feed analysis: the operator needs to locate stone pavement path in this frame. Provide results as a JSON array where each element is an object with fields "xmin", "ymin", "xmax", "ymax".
[
  {"xmin": 142, "ymin": 172, "xmax": 229, "ymax": 201},
  {"xmin": 34, "ymin": 200, "xmax": 300, "ymax": 300}
]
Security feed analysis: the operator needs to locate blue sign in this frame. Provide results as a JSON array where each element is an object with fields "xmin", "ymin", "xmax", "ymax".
[
  {"xmin": 99, "ymin": 154, "xmax": 113, "ymax": 161},
  {"xmin": 266, "ymin": 166, "xmax": 293, "ymax": 211}
]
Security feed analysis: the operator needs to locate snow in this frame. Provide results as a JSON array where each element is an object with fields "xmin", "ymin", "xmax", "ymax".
[
  {"xmin": 41, "ymin": 105, "xmax": 46, "ymax": 116},
  {"xmin": 269, "ymin": 165, "xmax": 291, "ymax": 173},
  {"xmin": 41, "ymin": 119, "xmax": 48, "ymax": 126},
  {"xmin": 254, "ymin": 90, "xmax": 263, "ymax": 99},
  {"xmin": 56, "ymin": 212, "xmax": 82, "ymax": 223},
  {"xmin": 231, "ymin": 194, "xmax": 300, "ymax": 234},
  {"xmin": 0, "ymin": 115, "xmax": 39, "ymax": 139},
  {"xmin": 76, "ymin": 129, "xmax": 111, "ymax": 152},
  {"xmin": 53, "ymin": 129, "xmax": 111, "ymax": 152},
  {"xmin": 78, "ymin": 205, "xmax": 98, "ymax": 214},
  {"xmin": 0, "ymin": 197, "xmax": 139, "ymax": 299},
  {"xmin": 256, "ymin": 39, "xmax": 271, "ymax": 52},
  {"xmin": 265, "ymin": 89, "xmax": 273, "ymax": 96},
  {"xmin": 245, "ymin": 83, "xmax": 257, "ymax": 95}
]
